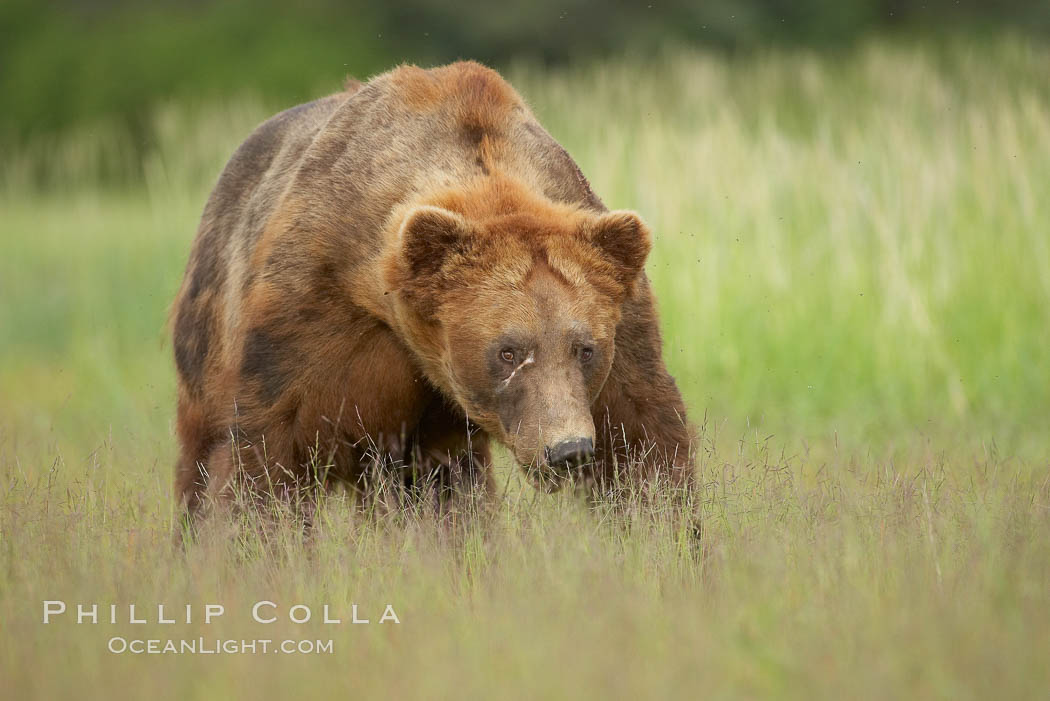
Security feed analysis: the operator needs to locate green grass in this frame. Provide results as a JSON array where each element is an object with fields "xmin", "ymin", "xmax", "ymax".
[{"xmin": 2, "ymin": 37, "xmax": 1049, "ymax": 699}]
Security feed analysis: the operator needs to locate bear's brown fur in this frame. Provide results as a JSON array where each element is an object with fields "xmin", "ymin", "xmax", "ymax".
[{"xmin": 172, "ymin": 61, "xmax": 692, "ymax": 516}]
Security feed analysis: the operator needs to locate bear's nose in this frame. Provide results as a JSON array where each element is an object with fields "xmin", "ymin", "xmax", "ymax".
[{"xmin": 546, "ymin": 438, "xmax": 594, "ymax": 469}]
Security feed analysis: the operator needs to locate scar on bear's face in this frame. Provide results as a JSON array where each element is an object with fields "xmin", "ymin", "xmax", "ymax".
[{"xmin": 498, "ymin": 351, "xmax": 535, "ymax": 392}]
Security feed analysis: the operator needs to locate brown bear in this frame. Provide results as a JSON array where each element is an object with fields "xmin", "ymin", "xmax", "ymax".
[{"xmin": 172, "ymin": 61, "xmax": 693, "ymax": 518}]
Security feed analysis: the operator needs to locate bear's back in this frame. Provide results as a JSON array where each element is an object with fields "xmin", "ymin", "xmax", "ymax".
[
  {"xmin": 191, "ymin": 63, "xmax": 602, "ymax": 296},
  {"xmin": 283, "ymin": 61, "xmax": 605, "ymax": 248}
]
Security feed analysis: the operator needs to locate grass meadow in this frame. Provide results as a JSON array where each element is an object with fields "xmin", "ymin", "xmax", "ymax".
[{"xmin": 2, "ymin": 37, "xmax": 1049, "ymax": 698}]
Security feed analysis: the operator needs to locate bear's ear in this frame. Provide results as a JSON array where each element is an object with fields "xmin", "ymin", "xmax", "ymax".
[
  {"xmin": 396, "ymin": 205, "xmax": 476, "ymax": 280},
  {"xmin": 588, "ymin": 210, "xmax": 652, "ymax": 290},
  {"xmin": 385, "ymin": 206, "xmax": 477, "ymax": 318}
]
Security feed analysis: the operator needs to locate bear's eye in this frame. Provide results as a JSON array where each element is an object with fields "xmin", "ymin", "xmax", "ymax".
[
  {"xmin": 579, "ymin": 346, "xmax": 594, "ymax": 362},
  {"xmin": 499, "ymin": 348, "xmax": 516, "ymax": 364}
]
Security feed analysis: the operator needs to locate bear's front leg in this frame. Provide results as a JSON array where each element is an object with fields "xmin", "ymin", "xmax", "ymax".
[
  {"xmin": 406, "ymin": 397, "xmax": 496, "ymax": 525},
  {"xmin": 590, "ymin": 276, "xmax": 695, "ymax": 495}
]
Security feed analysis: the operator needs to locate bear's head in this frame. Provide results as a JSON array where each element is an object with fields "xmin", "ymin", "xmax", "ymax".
[{"xmin": 384, "ymin": 183, "xmax": 651, "ymax": 488}]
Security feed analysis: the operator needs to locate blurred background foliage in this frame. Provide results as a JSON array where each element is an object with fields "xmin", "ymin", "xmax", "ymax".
[{"xmin": 2, "ymin": 0, "xmax": 1048, "ymax": 158}]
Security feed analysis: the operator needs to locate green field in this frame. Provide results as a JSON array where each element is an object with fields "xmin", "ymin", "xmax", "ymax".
[{"xmin": 2, "ymin": 38, "xmax": 1049, "ymax": 699}]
